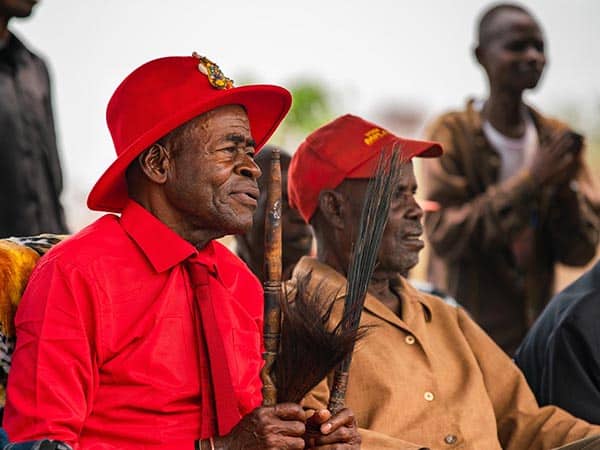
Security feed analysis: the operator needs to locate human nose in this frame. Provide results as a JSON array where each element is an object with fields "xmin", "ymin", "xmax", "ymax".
[
  {"xmin": 406, "ymin": 196, "xmax": 423, "ymax": 220},
  {"xmin": 236, "ymin": 152, "xmax": 262, "ymax": 180},
  {"xmin": 525, "ymin": 45, "xmax": 544, "ymax": 65}
]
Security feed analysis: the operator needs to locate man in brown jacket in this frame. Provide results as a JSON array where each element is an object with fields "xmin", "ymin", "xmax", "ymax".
[
  {"xmin": 288, "ymin": 114, "xmax": 600, "ymax": 450},
  {"xmin": 422, "ymin": 3, "xmax": 600, "ymax": 354}
]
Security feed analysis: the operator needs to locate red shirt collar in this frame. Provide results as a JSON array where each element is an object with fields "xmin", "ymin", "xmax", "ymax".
[{"xmin": 120, "ymin": 200, "xmax": 218, "ymax": 274}]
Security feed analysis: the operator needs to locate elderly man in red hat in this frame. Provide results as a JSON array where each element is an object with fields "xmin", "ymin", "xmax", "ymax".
[
  {"xmin": 288, "ymin": 114, "xmax": 600, "ymax": 450},
  {"xmin": 3, "ymin": 55, "xmax": 360, "ymax": 449}
]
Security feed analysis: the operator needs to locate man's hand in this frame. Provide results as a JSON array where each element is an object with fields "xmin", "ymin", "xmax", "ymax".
[
  {"xmin": 304, "ymin": 408, "xmax": 361, "ymax": 449},
  {"xmin": 214, "ymin": 403, "xmax": 306, "ymax": 449},
  {"xmin": 529, "ymin": 130, "xmax": 583, "ymax": 188}
]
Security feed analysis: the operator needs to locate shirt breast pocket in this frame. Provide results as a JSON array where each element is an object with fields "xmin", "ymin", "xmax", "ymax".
[
  {"xmin": 140, "ymin": 316, "xmax": 193, "ymax": 389},
  {"xmin": 231, "ymin": 328, "xmax": 262, "ymax": 410}
]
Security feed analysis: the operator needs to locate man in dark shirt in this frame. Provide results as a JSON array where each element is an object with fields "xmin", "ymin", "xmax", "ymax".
[
  {"xmin": 0, "ymin": 0, "xmax": 68, "ymax": 237},
  {"xmin": 515, "ymin": 260, "xmax": 600, "ymax": 424}
]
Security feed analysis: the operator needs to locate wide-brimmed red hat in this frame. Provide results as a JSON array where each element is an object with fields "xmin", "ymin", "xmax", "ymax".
[
  {"xmin": 88, "ymin": 54, "xmax": 292, "ymax": 212},
  {"xmin": 288, "ymin": 114, "xmax": 443, "ymax": 223}
]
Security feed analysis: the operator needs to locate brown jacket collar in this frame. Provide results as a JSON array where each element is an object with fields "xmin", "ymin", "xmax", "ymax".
[
  {"xmin": 463, "ymin": 98, "xmax": 561, "ymax": 147},
  {"xmin": 290, "ymin": 256, "xmax": 433, "ymax": 331}
]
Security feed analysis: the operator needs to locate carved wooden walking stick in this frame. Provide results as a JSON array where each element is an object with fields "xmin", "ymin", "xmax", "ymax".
[
  {"xmin": 260, "ymin": 147, "xmax": 353, "ymax": 406},
  {"xmin": 261, "ymin": 147, "xmax": 283, "ymax": 407}
]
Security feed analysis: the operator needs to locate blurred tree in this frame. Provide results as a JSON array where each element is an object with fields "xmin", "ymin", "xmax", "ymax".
[
  {"xmin": 235, "ymin": 74, "xmax": 336, "ymax": 150},
  {"xmin": 282, "ymin": 81, "xmax": 333, "ymax": 134},
  {"xmin": 272, "ymin": 79, "xmax": 336, "ymax": 149}
]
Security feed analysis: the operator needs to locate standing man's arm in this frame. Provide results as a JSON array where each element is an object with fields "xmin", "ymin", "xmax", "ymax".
[
  {"xmin": 424, "ymin": 116, "xmax": 597, "ymax": 264},
  {"xmin": 546, "ymin": 158, "xmax": 600, "ymax": 266},
  {"xmin": 423, "ymin": 114, "xmax": 539, "ymax": 261},
  {"xmin": 39, "ymin": 58, "xmax": 68, "ymax": 234}
]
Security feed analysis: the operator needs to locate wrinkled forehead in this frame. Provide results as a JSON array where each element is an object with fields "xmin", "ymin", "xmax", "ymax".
[
  {"xmin": 195, "ymin": 104, "xmax": 249, "ymax": 127},
  {"xmin": 186, "ymin": 104, "xmax": 252, "ymax": 145}
]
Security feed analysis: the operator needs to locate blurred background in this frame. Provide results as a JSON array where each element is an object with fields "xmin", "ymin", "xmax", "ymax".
[{"xmin": 12, "ymin": 0, "xmax": 600, "ymax": 289}]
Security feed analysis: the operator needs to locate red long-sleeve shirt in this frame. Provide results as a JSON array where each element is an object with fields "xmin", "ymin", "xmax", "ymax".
[{"xmin": 4, "ymin": 200, "xmax": 264, "ymax": 449}]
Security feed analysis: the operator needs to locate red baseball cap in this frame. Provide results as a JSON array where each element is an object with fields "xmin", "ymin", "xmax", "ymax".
[
  {"xmin": 88, "ymin": 54, "xmax": 292, "ymax": 212},
  {"xmin": 288, "ymin": 114, "xmax": 443, "ymax": 223}
]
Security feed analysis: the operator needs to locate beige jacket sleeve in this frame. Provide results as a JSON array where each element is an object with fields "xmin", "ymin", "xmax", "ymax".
[
  {"xmin": 457, "ymin": 307, "xmax": 600, "ymax": 450},
  {"xmin": 303, "ymin": 379, "xmax": 429, "ymax": 450}
]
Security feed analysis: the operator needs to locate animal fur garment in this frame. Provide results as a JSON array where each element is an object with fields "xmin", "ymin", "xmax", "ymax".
[
  {"xmin": 0, "ymin": 234, "xmax": 66, "ymax": 337},
  {"xmin": 0, "ymin": 240, "xmax": 40, "ymax": 338}
]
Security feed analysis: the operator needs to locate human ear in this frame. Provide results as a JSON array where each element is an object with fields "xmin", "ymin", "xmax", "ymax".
[
  {"xmin": 317, "ymin": 189, "xmax": 346, "ymax": 230},
  {"xmin": 138, "ymin": 143, "xmax": 170, "ymax": 184}
]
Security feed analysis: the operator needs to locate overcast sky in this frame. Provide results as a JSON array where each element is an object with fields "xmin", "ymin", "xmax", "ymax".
[{"xmin": 10, "ymin": 0, "xmax": 600, "ymax": 229}]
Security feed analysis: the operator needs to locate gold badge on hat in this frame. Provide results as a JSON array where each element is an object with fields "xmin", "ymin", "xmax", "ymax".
[{"xmin": 192, "ymin": 52, "xmax": 234, "ymax": 90}]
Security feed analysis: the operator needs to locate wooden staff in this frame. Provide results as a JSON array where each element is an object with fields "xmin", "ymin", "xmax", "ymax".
[{"xmin": 261, "ymin": 147, "xmax": 283, "ymax": 407}]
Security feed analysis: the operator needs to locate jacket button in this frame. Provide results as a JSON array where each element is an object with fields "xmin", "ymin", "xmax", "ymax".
[
  {"xmin": 424, "ymin": 391, "xmax": 435, "ymax": 401},
  {"xmin": 444, "ymin": 435, "xmax": 458, "ymax": 445},
  {"xmin": 405, "ymin": 335, "xmax": 416, "ymax": 345}
]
